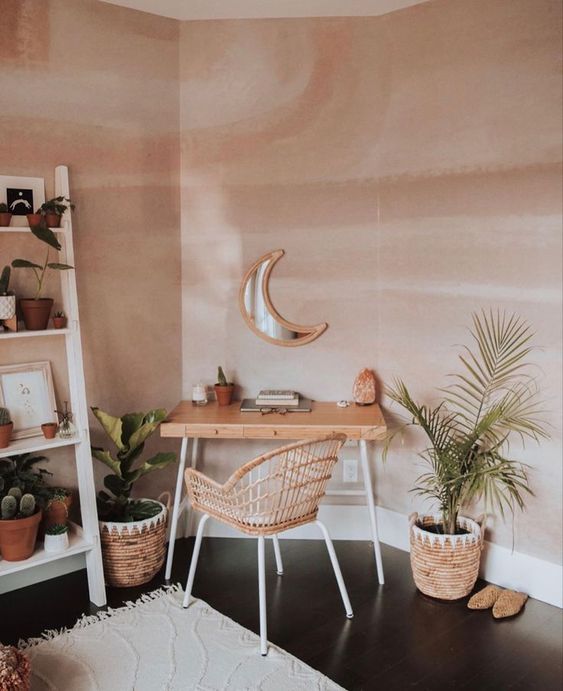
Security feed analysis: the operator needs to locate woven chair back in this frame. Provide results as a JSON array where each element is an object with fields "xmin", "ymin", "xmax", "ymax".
[{"xmin": 185, "ymin": 434, "xmax": 346, "ymax": 535}]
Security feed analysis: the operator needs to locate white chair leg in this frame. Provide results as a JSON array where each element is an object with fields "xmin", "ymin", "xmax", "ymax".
[
  {"xmin": 272, "ymin": 535, "xmax": 283, "ymax": 575},
  {"xmin": 315, "ymin": 519, "xmax": 353, "ymax": 618},
  {"xmin": 183, "ymin": 513, "xmax": 209, "ymax": 608},
  {"xmin": 258, "ymin": 535, "xmax": 268, "ymax": 655}
]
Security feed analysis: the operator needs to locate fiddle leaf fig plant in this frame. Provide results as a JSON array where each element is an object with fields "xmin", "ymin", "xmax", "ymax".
[
  {"xmin": 91, "ymin": 407, "xmax": 176, "ymax": 522},
  {"xmin": 386, "ymin": 311, "xmax": 548, "ymax": 536},
  {"xmin": 11, "ymin": 224, "xmax": 73, "ymax": 299}
]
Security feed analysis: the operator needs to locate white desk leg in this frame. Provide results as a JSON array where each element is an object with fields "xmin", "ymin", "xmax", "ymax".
[
  {"xmin": 359, "ymin": 439, "xmax": 385, "ymax": 584},
  {"xmin": 165, "ymin": 436, "xmax": 189, "ymax": 581},
  {"xmin": 186, "ymin": 438, "xmax": 199, "ymax": 536}
]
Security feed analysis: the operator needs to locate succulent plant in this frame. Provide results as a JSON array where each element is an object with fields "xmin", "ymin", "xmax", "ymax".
[
  {"xmin": 216, "ymin": 366, "xmax": 233, "ymax": 386},
  {"xmin": 19, "ymin": 494, "xmax": 35, "ymax": 517},
  {"xmin": 0, "ymin": 408, "xmax": 11, "ymax": 426},
  {"xmin": 40, "ymin": 196, "xmax": 75, "ymax": 216},
  {"xmin": 54, "ymin": 311, "xmax": 65, "ymax": 319},
  {"xmin": 46, "ymin": 523, "xmax": 68, "ymax": 535},
  {"xmin": 1, "ymin": 489, "xmax": 36, "ymax": 520},
  {"xmin": 1, "ymin": 495, "xmax": 17, "ymax": 520},
  {"xmin": 7, "ymin": 487, "xmax": 22, "ymax": 501},
  {"xmin": 0, "ymin": 203, "xmax": 8, "ymax": 213},
  {"xmin": 0, "ymin": 266, "xmax": 10, "ymax": 296}
]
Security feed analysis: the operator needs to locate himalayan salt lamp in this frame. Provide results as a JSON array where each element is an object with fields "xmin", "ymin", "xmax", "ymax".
[{"xmin": 353, "ymin": 368, "xmax": 377, "ymax": 405}]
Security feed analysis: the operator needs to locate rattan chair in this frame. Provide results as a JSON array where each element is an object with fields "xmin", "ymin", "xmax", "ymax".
[{"xmin": 182, "ymin": 433, "xmax": 352, "ymax": 655}]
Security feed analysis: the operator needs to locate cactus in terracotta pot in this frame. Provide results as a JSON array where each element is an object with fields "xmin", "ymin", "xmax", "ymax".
[
  {"xmin": 214, "ymin": 366, "xmax": 235, "ymax": 406},
  {"xmin": 0, "ymin": 489, "xmax": 41, "ymax": 561}
]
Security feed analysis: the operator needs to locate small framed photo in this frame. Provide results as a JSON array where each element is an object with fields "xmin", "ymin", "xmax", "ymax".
[
  {"xmin": 0, "ymin": 361, "xmax": 57, "ymax": 439},
  {"xmin": 0, "ymin": 175, "xmax": 45, "ymax": 227}
]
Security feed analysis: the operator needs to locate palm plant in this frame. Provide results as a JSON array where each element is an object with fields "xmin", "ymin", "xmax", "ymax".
[{"xmin": 387, "ymin": 311, "xmax": 547, "ymax": 536}]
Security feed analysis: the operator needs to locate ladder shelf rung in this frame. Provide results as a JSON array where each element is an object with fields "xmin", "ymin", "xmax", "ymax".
[
  {"xmin": 0, "ymin": 434, "xmax": 82, "ymax": 459},
  {"xmin": 0, "ymin": 328, "xmax": 71, "ymax": 340}
]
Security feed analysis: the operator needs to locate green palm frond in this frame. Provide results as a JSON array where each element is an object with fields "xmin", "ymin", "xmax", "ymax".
[{"xmin": 386, "ymin": 310, "xmax": 548, "ymax": 534}]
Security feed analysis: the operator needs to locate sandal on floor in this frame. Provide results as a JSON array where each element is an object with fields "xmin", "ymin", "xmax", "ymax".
[
  {"xmin": 492, "ymin": 590, "xmax": 528, "ymax": 619},
  {"xmin": 467, "ymin": 585, "xmax": 503, "ymax": 610}
]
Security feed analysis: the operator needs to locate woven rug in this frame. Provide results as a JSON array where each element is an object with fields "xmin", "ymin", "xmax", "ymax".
[{"xmin": 20, "ymin": 585, "xmax": 343, "ymax": 691}]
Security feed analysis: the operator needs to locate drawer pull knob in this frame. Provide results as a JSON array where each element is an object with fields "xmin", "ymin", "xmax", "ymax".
[{"xmin": 213, "ymin": 429, "xmax": 218, "ymax": 435}]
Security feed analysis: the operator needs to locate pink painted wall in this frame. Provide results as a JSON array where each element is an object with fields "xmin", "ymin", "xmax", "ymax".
[
  {"xmin": 179, "ymin": 0, "xmax": 562, "ymax": 562},
  {"xmin": 0, "ymin": 0, "xmax": 182, "ymax": 497}
]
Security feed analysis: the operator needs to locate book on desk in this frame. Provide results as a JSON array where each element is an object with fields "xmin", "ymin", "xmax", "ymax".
[{"xmin": 242, "ymin": 390, "xmax": 312, "ymax": 412}]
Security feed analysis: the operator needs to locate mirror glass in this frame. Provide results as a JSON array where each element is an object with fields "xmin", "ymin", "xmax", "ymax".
[{"xmin": 239, "ymin": 250, "xmax": 327, "ymax": 347}]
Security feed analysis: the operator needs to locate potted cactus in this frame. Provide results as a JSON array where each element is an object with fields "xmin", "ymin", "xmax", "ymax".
[
  {"xmin": 0, "ymin": 203, "xmax": 11, "ymax": 227},
  {"xmin": 39, "ymin": 196, "xmax": 74, "ymax": 228},
  {"xmin": 52, "ymin": 311, "xmax": 67, "ymax": 329},
  {"xmin": 214, "ymin": 366, "xmax": 235, "ymax": 406},
  {"xmin": 0, "ymin": 266, "xmax": 16, "ymax": 322},
  {"xmin": 0, "ymin": 488, "xmax": 42, "ymax": 561},
  {"xmin": 44, "ymin": 523, "xmax": 69, "ymax": 553},
  {"xmin": 43, "ymin": 487, "xmax": 72, "ymax": 530},
  {"xmin": 11, "ymin": 224, "xmax": 73, "ymax": 331},
  {"xmin": 0, "ymin": 408, "xmax": 13, "ymax": 449}
]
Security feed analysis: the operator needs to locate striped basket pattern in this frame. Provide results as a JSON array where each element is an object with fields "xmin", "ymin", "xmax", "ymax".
[
  {"xmin": 99, "ymin": 496, "xmax": 169, "ymax": 588},
  {"xmin": 409, "ymin": 512, "xmax": 484, "ymax": 601}
]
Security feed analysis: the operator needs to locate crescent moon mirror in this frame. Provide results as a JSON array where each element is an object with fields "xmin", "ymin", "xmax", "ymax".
[{"xmin": 239, "ymin": 249, "xmax": 328, "ymax": 347}]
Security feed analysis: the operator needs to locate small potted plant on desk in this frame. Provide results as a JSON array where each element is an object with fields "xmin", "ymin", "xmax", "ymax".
[
  {"xmin": 386, "ymin": 311, "xmax": 547, "ymax": 600},
  {"xmin": 0, "ymin": 203, "xmax": 12, "ymax": 227},
  {"xmin": 0, "ymin": 408, "xmax": 13, "ymax": 449},
  {"xmin": 40, "ymin": 196, "xmax": 74, "ymax": 228},
  {"xmin": 91, "ymin": 406, "xmax": 176, "ymax": 587},
  {"xmin": 11, "ymin": 224, "xmax": 73, "ymax": 331},
  {"xmin": 215, "ymin": 366, "xmax": 234, "ymax": 406},
  {"xmin": 0, "ymin": 488, "xmax": 41, "ymax": 561}
]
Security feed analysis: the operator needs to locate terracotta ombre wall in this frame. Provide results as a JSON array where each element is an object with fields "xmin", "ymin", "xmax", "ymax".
[
  {"xmin": 179, "ymin": 0, "xmax": 562, "ymax": 563},
  {"xmin": 0, "ymin": 0, "xmax": 182, "ymax": 496}
]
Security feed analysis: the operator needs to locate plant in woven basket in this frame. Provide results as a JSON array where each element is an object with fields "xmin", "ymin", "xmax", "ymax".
[
  {"xmin": 91, "ymin": 407, "xmax": 176, "ymax": 522},
  {"xmin": 386, "ymin": 310, "xmax": 548, "ymax": 536}
]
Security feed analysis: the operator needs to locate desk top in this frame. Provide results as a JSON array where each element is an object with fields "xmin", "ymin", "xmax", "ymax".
[{"xmin": 160, "ymin": 401, "xmax": 387, "ymax": 441}]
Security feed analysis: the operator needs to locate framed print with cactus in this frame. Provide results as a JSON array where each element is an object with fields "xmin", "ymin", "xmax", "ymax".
[{"xmin": 0, "ymin": 362, "xmax": 57, "ymax": 439}]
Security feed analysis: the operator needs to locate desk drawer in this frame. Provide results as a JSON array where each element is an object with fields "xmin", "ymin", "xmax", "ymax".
[
  {"xmin": 243, "ymin": 426, "xmax": 360, "ymax": 440},
  {"xmin": 185, "ymin": 425, "xmax": 244, "ymax": 438}
]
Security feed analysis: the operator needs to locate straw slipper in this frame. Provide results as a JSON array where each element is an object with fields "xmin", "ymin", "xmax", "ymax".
[
  {"xmin": 467, "ymin": 585, "xmax": 503, "ymax": 610},
  {"xmin": 492, "ymin": 590, "xmax": 528, "ymax": 619}
]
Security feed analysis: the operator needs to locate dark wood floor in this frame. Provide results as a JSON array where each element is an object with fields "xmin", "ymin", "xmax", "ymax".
[{"xmin": 1, "ymin": 538, "xmax": 561, "ymax": 690}]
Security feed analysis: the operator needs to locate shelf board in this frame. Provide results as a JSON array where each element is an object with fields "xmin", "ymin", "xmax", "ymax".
[
  {"xmin": 0, "ymin": 327, "xmax": 70, "ymax": 340},
  {"xmin": 0, "ymin": 226, "xmax": 67, "ymax": 234},
  {"xmin": 0, "ymin": 522, "xmax": 94, "ymax": 577},
  {"xmin": 0, "ymin": 434, "xmax": 81, "ymax": 459}
]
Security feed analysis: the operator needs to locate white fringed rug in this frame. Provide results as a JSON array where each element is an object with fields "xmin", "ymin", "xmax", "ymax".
[{"xmin": 21, "ymin": 585, "xmax": 343, "ymax": 691}]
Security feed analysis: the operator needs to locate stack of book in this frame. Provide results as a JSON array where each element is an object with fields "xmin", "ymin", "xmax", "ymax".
[{"xmin": 255, "ymin": 390, "xmax": 300, "ymax": 407}]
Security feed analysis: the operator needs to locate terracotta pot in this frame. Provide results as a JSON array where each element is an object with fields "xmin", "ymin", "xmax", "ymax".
[
  {"xmin": 43, "ymin": 493, "xmax": 72, "ymax": 530},
  {"xmin": 41, "ymin": 422, "xmax": 58, "ymax": 439},
  {"xmin": 45, "ymin": 212, "xmax": 61, "ymax": 228},
  {"xmin": 53, "ymin": 316, "xmax": 67, "ymax": 329},
  {"xmin": 0, "ymin": 422, "xmax": 13, "ymax": 449},
  {"xmin": 214, "ymin": 384, "xmax": 234, "ymax": 406},
  {"xmin": 26, "ymin": 213, "xmax": 42, "ymax": 226},
  {"xmin": 0, "ymin": 212, "xmax": 12, "ymax": 226},
  {"xmin": 0, "ymin": 509, "xmax": 42, "ymax": 561},
  {"xmin": 19, "ymin": 298, "xmax": 53, "ymax": 330}
]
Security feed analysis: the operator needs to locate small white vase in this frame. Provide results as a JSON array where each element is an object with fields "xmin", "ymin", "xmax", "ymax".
[{"xmin": 44, "ymin": 531, "xmax": 70, "ymax": 553}]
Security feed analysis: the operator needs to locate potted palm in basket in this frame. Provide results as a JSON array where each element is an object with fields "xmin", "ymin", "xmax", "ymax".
[
  {"xmin": 386, "ymin": 311, "xmax": 547, "ymax": 600},
  {"xmin": 91, "ymin": 407, "xmax": 176, "ymax": 587}
]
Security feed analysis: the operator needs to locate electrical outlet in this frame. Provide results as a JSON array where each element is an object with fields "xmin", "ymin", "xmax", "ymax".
[{"xmin": 343, "ymin": 458, "xmax": 358, "ymax": 483}]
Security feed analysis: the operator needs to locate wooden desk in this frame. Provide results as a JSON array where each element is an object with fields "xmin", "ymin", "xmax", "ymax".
[{"xmin": 161, "ymin": 401, "xmax": 387, "ymax": 584}]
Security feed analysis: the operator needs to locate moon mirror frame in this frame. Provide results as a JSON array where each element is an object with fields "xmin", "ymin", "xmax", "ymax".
[{"xmin": 239, "ymin": 249, "xmax": 328, "ymax": 347}]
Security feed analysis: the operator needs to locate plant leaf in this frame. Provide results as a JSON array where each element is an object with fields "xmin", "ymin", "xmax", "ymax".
[
  {"xmin": 30, "ymin": 224, "xmax": 62, "ymax": 250},
  {"xmin": 91, "ymin": 407, "xmax": 124, "ymax": 450},
  {"xmin": 139, "ymin": 452, "xmax": 176, "ymax": 476},
  {"xmin": 91, "ymin": 448, "xmax": 122, "ymax": 477},
  {"xmin": 47, "ymin": 262, "xmax": 73, "ymax": 270},
  {"xmin": 11, "ymin": 259, "xmax": 42, "ymax": 270}
]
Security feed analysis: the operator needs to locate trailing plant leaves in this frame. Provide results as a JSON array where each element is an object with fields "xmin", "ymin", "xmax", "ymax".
[
  {"xmin": 11, "ymin": 259, "xmax": 42, "ymax": 270},
  {"xmin": 47, "ymin": 262, "xmax": 74, "ymax": 271},
  {"xmin": 30, "ymin": 224, "xmax": 62, "ymax": 250}
]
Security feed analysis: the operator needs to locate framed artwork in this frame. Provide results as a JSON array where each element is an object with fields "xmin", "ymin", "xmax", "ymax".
[
  {"xmin": 0, "ymin": 175, "xmax": 45, "ymax": 227},
  {"xmin": 0, "ymin": 362, "xmax": 57, "ymax": 439}
]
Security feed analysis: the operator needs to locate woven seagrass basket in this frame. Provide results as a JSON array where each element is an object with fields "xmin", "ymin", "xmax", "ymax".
[
  {"xmin": 409, "ymin": 512, "xmax": 484, "ymax": 601},
  {"xmin": 99, "ymin": 495, "xmax": 169, "ymax": 588}
]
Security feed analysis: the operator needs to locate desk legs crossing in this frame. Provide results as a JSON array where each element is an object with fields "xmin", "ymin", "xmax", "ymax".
[{"xmin": 359, "ymin": 440, "xmax": 384, "ymax": 584}]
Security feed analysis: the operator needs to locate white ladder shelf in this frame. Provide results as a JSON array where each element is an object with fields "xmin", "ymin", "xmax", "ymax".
[{"xmin": 0, "ymin": 165, "xmax": 106, "ymax": 606}]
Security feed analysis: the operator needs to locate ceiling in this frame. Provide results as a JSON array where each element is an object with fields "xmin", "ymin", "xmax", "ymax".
[{"xmin": 99, "ymin": 0, "xmax": 431, "ymax": 21}]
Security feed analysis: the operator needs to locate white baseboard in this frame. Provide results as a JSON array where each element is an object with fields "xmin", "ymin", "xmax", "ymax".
[
  {"xmin": 2, "ymin": 504, "xmax": 560, "ymax": 609},
  {"xmin": 201, "ymin": 504, "xmax": 563, "ymax": 608}
]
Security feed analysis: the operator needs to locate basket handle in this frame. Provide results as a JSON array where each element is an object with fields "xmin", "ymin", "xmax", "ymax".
[
  {"xmin": 408, "ymin": 512, "xmax": 418, "ymax": 527},
  {"xmin": 158, "ymin": 491, "xmax": 172, "ymax": 511},
  {"xmin": 475, "ymin": 513, "xmax": 486, "ymax": 548}
]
